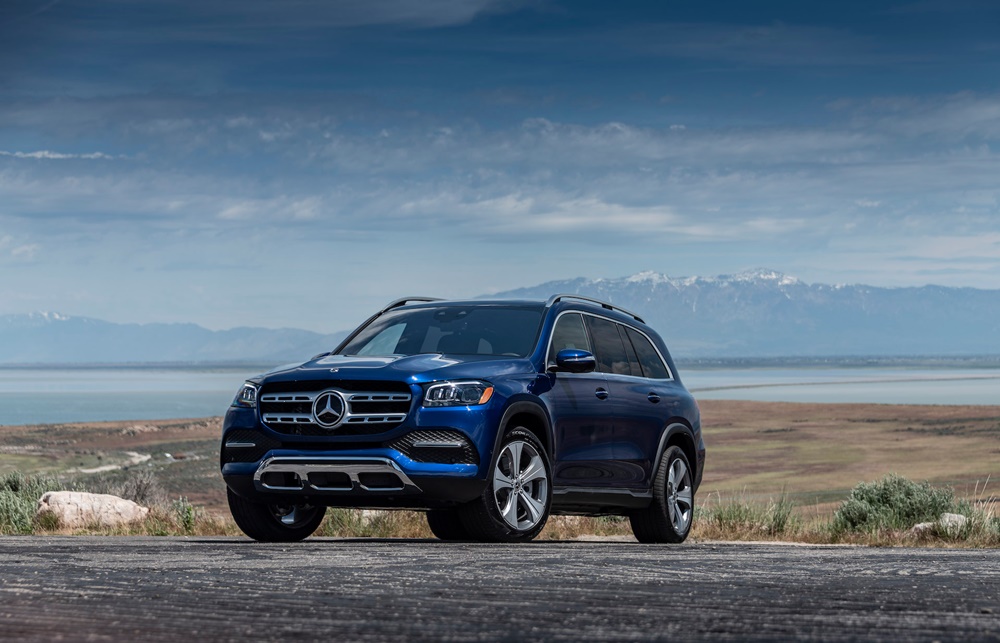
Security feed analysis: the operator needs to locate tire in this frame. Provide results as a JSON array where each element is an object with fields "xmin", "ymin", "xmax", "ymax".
[
  {"xmin": 629, "ymin": 446, "xmax": 694, "ymax": 544},
  {"xmin": 425, "ymin": 509, "xmax": 470, "ymax": 541},
  {"xmin": 227, "ymin": 487, "xmax": 326, "ymax": 542},
  {"xmin": 458, "ymin": 427, "xmax": 552, "ymax": 543}
]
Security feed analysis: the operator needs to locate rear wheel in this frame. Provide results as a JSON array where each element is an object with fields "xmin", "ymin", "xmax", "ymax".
[
  {"xmin": 459, "ymin": 427, "xmax": 551, "ymax": 543},
  {"xmin": 227, "ymin": 487, "xmax": 326, "ymax": 542},
  {"xmin": 425, "ymin": 509, "xmax": 470, "ymax": 540},
  {"xmin": 629, "ymin": 446, "xmax": 694, "ymax": 543}
]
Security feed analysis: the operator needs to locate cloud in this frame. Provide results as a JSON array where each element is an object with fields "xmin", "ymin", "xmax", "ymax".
[
  {"xmin": 2, "ymin": 97, "xmax": 998, "ymax": 245},
  {"xmin": 10, "ymin": 243, "xmax": 39, "ymax": 260},
  {"xmin": 2, "ymin": 87, "xmax": 999, "ymax": 305},
  {"xmin": 615, "ymin": 22, "xmax": 928, "ymax": 67},
  {"xmin": 64, "ymin": 0, "xmax": 535, "ymax": 35},
  {"xmin": 0, "ymin": 150, "xmax": 118, "ymax": 160},
  {"xmin": 844, "ymin": 92, "xmax": 1000, "ymax": 140},
  {"xmin": 0, "ymin": 235, "xmax": 40, "ymax": 261}
]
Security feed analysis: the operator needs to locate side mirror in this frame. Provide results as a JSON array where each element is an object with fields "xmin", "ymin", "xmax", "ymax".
[{"xmin": 553, "ymin": 349, "xmax": 597, "ymax": 374}]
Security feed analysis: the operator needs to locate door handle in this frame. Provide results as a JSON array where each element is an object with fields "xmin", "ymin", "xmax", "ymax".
[
  {"xmin": 595, "ymin": 388, "xmax": 609, "ymax": 400},
  {"xmin": 647, "ymin": 393, "xmax": 661, "ymax": 403}
]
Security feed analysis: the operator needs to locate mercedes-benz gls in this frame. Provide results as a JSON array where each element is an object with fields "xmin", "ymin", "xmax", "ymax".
[{"xmin": 221, "ymin": 295, "xmax": 705, "ymax": 543}]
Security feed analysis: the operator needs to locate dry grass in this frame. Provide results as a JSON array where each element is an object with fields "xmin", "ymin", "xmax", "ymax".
[
  {"xmin": 699, "ymin": 401, "xmax": 1000, "ymax": 505},
  {"xmin": 3, "ymin": 401, "xmax": 1000, "ymax": 545}
]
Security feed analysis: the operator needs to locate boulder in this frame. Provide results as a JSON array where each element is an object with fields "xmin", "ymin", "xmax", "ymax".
[
  {"xmin": 908, "ymin": 513, "xmax": 969, "ymax": 538},
  {"xmin": 36, "ymin": 491, "xmax": 149, "ymax": 529},
  {"xmin": 938, "ymin": 512, "xmax": 967, "ymax": 534}
]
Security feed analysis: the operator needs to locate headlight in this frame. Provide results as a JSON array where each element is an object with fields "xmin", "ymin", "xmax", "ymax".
[
  {"xmin": 423, "ymin": 380, "xmax": 494, "ymax": 407},
  {"xmin": 231, "ymin": 382, "xmax": 258, "ymax": 408}
]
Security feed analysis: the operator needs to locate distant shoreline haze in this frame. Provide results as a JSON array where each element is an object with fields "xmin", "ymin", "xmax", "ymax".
[{"xmin": 3, "ymin": 270, "xmax": 1000, "ymax": 364}]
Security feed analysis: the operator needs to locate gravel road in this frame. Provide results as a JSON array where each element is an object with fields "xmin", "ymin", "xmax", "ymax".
[{"xmin": 1, "ymin": 537, "xmax": 998, "ymax": 641}]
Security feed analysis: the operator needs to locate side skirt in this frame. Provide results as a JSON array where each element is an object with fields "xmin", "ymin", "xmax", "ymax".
[{"xmin": 550, "ymin": 486, "xmax": 652, "ymax": 515}]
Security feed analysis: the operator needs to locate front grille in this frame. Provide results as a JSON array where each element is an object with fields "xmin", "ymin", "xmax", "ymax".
[
  {"xmin": 223, "ymin": 429, "xmax": 280, "ymax": 463},
  {"xmin": 259, "ymin": 380, "xmax": 413, "ymax": 436},
  {"xmin": 389, "ymin": 430, "xmax": 479, "ymax": 465}
]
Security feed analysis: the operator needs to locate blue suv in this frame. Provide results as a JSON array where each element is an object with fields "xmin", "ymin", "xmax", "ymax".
[{"xmin": 222, "ymin": 295, "xmax": 705, "ymax": 543}]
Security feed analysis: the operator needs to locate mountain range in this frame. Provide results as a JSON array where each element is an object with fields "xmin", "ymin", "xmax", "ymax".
[
  {"xmin": 492, "ymin": 269, "xmax": 1000, "ymax": 357},
  {"xmin": 2, "ymin": 269, "xmax": 999, "ymax": 364},
  {"xmin": 0, "ymin": 312, "xmax": 346, "ymax": 365}
]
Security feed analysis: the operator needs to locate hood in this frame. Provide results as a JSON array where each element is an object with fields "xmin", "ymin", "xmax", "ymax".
[{"xmin": 260, "ymin": 353, "xmax": 536, "ymax": 385}]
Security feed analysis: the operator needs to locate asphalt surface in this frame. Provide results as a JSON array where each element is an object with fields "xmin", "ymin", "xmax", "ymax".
[{"xmin": 0, "ymin": 537, "xmax": 998, "ymax": 642}]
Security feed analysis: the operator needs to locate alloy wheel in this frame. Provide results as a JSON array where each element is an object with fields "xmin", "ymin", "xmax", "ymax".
[
  {"xmin": 270, "ymin": 503, "xmax": 319, "ymax": 528},
  {"xmin": 492, "ymin": 440, "xmax": 549, "ymax": 530},
  {"xmin": 666, "ymin": 458, "xmax": 693, "ymax": 533}
]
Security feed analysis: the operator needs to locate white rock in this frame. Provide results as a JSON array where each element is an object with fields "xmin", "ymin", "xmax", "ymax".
[
  {"xmin": 938, "ymin": 513, "xmax": 967, "ymax": 533},
  {"xmin": 908, "ymin": 513, "xmax": 968, "ymax": 538},
  {"xmin": 36, "ymin": 491, "xmax": 149, "ymax": 529}
]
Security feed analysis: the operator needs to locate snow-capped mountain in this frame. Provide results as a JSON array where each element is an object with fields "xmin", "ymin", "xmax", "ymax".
[
  {"xmin": 492, "ymin": 269, "xmax": 1000, "ymax": 357},
  {"xmin": 3, "ymin": 269, "xmax": 999, "ymax": 363}
]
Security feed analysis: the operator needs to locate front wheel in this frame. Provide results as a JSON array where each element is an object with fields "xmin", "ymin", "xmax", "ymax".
[
  {"xmin": 426, "ymin": 509, "xmax": 470, "ymax": 541},
  {"xmin": 629, "ymin": 446, "xmax": 694, "ymax": 543},
  {"xmin": 227, "ymin": 487, "xmax": 326, "ymax": 542},
  {"xmin": 459, "ymin": 427, "xmax": 552, "ymax": 543}
]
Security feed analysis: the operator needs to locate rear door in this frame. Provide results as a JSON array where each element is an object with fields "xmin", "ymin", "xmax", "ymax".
[
  {"xmin": 583, "ymin": 315, "xmax": 653, "ymax": 485},
  {"xmin": 616, "ymin": 325, "xmax": 682, "ymax": 487}
]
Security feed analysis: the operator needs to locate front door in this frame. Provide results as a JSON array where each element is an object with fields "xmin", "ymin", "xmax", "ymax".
[{"xmin": 544, "ymin": 313, "xmax": 618, "ymax": 487}]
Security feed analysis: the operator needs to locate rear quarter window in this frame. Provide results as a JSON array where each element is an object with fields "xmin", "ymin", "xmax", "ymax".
[
  {"xmin": 585, "ymin": 315, "xmax": 631, "ymax": 376},
  {"xmin": 625, "ymin": 327, "xmax": 671, "ymax": 379}
]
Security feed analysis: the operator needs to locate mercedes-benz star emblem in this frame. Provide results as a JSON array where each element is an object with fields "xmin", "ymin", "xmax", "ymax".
[{"xmin": 312, "ymin": 390, "xmax": 346, "ymax": 429}]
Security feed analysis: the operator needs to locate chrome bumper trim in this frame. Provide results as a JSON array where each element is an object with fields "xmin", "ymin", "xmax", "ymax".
[{"xmin": 253, "ymin": 456, "xmax": 421, "ymax": 494}]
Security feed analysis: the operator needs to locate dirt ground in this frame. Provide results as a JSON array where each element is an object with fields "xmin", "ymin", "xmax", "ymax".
[{"xmin": 2, "ymin": 400, "xmax": 999, "ymax": 514}]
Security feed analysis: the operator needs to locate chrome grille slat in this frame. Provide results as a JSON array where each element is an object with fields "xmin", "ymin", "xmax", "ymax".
[
  {"xmin": 261, "ymin": 392, "xmax": 318, "ymax": 403},
  {"xmin": 347, "ymin": 393, "xmax": 410, "ymax": 402},
  {"xmin": 345, "ymin": 414, "xmax": 407, "ymax": 424},
  {"xmin": 262, "ymin": 413, "xmax": 314, "ymax": 423}
]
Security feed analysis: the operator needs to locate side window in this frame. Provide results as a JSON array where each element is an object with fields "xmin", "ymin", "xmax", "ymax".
[
  {"xmin": 625, "ymin": 327, "xmax": 670, "ymax": 379},
  {"xmin": 548, "ymin": 313, "xmax": 591, "ymax": 366},
  {"xmin": 586, "ymin": 316, "xmax": 630, "ymax": 375},
  {"xmin": 617, "ymin": 324, "xmax": 643, "ymax": 377}
]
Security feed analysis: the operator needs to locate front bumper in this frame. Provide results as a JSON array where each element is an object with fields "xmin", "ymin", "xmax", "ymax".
[
  {"xmin": 223, "ymin": 452, "xmax": 486, "ymax": 508},
  {"xmin": 221, "ymin": 396, "xmax": 497, "ymax": 508}
]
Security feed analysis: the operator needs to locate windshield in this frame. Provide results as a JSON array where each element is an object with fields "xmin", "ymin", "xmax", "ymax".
[{"xmin": 339, "ymin": 305, "xmax": 544, "ymax": 358}]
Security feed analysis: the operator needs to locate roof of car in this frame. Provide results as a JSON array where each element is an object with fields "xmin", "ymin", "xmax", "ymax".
[{"xmin": 389, "ymin": 294, "xmax": 645, "ymax": 324}]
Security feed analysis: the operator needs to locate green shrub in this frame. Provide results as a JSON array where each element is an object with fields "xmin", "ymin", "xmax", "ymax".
[
  {"xmin": 832, "ymin": 474, "xmax": 959, "ymax": 535},
  {"xmin": 172, "ymin": 496, "xmax": 197, "ymax": 533},
  {"xmin": 0, "ymin": 472, "xmax": 63, "ymax": 535}
]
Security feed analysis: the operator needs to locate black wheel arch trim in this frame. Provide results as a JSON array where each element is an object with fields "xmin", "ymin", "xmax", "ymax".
[
  {"xmin": 651, "ymin": 422, "xmax": 699, "ymax": 491},
  {"xmin": 487, "ymin": 397, "xmax": 553, "ymax": 475}
]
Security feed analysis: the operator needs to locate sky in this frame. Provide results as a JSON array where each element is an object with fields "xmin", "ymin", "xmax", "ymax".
[{"xmin": 2, "ymin": 0, "xmax": 1000, "ymax": 332}]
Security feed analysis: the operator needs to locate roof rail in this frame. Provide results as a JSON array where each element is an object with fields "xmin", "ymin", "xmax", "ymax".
[
  {"xmin": 380, "ymin": 296, "xmax": 443, "ymax": 313},
  {"xmin": 545, "ymin": 294, "xmax": 645, "ymax": 323}
]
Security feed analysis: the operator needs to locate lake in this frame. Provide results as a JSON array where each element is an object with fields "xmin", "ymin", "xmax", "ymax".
[
  {"xmin": 0, "ymin": 367, "xmax": 259, "ymax": 426},
  {"xmin": 683, "ymin": 367, "xmax": 1000, "ymax": 405},
  {"xmin": 0, "ymin": 365, "xmax": 997, "ymax": 426}
]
